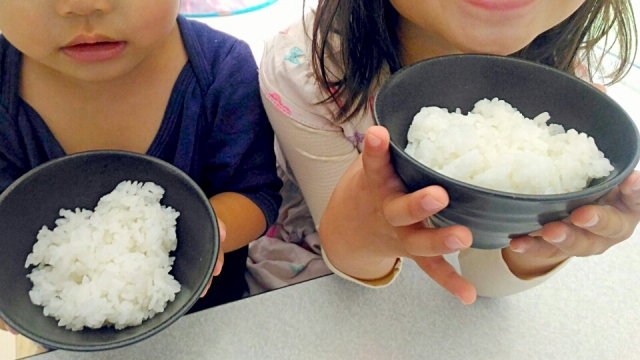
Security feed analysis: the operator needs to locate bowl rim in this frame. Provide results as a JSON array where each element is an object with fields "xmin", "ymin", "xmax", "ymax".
[
  {"xmin": 374, "ymin": 54, "xmax": 640, "ymax": 202},
  {"xmin": 0, "ymin": 149, "xmax": 220, "ymax": 351}
]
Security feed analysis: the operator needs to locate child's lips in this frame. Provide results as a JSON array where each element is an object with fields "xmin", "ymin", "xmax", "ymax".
[
  {"xmin": 61, "ymin": 40, "xmax": 127, "ymax": 63},
  {"xmin": 464, "ymin": 0, "xmax": 535, "ymax": 12}
]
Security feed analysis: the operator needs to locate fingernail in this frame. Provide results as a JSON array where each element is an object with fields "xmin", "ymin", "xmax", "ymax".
[
  {"xmin": 548, "ymin": 232, "xmax": 567, "ymax": 243},
  {"xmin": 528, "ymin": 230, "xmax": 542, "ymax": 237},
  {"xmin": 632, "ymin": 177, "xmax": 640, "ymax": 191},
  {"xmin": 367, "ymin": 133, "xmax": 382, "ymax": 147},
  {"xmin": 582, "ymin": 214, "xmax": 599, "ymax": 228},
  {"xmin": 511, "ymin": 244, "xmax": 527, "ymax": 253},
  {"xmin": 455, "ymin": 292, "xmax": 472, "ymax": 305},
  {"xmin": 421, "ymin": 195, "xmax": 445, "ymax": 212},
  {"xmin": 445, "ymin": 235, "xmax": 465, "ymax": 251}
]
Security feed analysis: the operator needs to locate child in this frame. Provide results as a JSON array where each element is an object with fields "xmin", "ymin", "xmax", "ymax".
[
  {"xmin": 256, "ymin": 0, "xmax": 640, "ymax": 303},
  {"xmin": 0, "ymin": 0, "xmax": 282, "ymax": 325}
]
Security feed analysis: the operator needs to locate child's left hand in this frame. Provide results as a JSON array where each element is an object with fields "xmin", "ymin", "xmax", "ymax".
[
  {"xmin": 507, "ymin": 171, "xmax": 640, "ymax": 275},
  {"xmin": 200, "ymin": 218, "xmax": 226, "ymax": 298}
]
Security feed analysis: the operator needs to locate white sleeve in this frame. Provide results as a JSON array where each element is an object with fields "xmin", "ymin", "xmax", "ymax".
[{"xmin": 459, "ymin": 248, "xmax": 570, "ymax": 297}]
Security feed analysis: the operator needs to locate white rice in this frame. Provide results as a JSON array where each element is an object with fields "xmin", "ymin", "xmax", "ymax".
[
  {"xmin": 405, "ymin": 98, "xmax": 613, "ymax": 194},
  {"xmin": 25, "ymin": 181, "xmax": 181, "ymax": 331}
]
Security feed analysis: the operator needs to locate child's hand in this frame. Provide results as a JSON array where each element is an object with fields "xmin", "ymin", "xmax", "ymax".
[
  {"xmin": 320, "ymin": 126, "xmax": 477, "ymax": 304},
  {"xmin": 504, "ymin": 83, "xmax": 640, "ymax": 278},
  {"xmin": 200, "ymin": 218, "xmax": 226, "ymax": 298},
  {"xmin": 508, "ymin": 171, "xmax": 640, "ymax": 265}
]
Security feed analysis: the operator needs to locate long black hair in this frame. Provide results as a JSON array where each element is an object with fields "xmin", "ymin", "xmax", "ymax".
[{"xmin": 306, "ymin": 0, "xmax": 637, "ymax": 123}]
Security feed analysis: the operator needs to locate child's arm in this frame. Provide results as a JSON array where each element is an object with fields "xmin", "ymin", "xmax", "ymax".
[
  {"xmin": 210, "ymin": 193, "xmax": 266, "ymax": 252},
  {"xmin": 201, "ymin": 39, "xmax": 283, "ymax": 254}
]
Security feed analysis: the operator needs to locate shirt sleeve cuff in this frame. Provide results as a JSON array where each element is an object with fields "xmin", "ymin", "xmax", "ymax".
[
  {"xmin": 459, "ymin": 248, "xmax": 570, "ymax": 298},
  {"xmin": 321, "ymin": 249, "xmax": 402, "ymax": 288}
]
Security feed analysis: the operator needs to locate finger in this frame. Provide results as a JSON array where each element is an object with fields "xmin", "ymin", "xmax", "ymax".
[
  {"xmin": 218, "ymin": 218, "xmax": 227, "ymax": 243},
  {"xmin": 203, "ymin": 216, "xmax": 226, "ymax": 298},
  {"xmin": 200, "ymin": 275, "xmax": 214, "ymax": 298},
  {"xmin": 570, "ymin": 204, "xmax": 634, "ymax": 240},
  {"xmin": 383, "ymin": 186, "xmax": 449, "ymax": 227},
  {"xmin": 412, "ymin": 255, "xmax": 477, "ymax": 305},
  {"xmin": 509, "ymin": 236, "xmax": 566, "ymax": 259},
  {"xmin": 539, "ymin": 221, "xmax": 610, "ymax": 257},
  {"xmin": 213, "ymin": 249, "xmax": 224, "ymax": 276},
  {"xmin": 398, "ymin": 225, "xmax": 472, "ymax": 257},
  {"xmin": 361, "ymin": 126, "xmax": 398, "ymax": 190},
  {"xmin": 201, "ymin": 252, "xmax": 224, "ymax": 298},
  {"xmin": 618, "ymin": 171, "xmax": 640, "ymax": 212}
]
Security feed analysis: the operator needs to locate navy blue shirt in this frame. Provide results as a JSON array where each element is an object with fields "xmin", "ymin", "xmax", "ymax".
[{"xmin": 0, "ymin": 16, "xmax": 282, "ymax": 310}]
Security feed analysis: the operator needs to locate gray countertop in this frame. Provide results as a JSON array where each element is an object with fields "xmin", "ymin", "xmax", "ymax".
[{"xmin": 32, "ymin": 231, "xmax": 640, "ymax": 360}]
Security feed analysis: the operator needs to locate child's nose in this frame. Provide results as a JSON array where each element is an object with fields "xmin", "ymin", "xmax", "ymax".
[{"xmin": 55, "ymin": 0, "xmax": 114, "ymax": 17}]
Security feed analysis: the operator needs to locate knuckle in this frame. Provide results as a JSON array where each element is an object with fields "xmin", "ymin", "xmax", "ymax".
[
  {"xmin": 399, "ymin": 234, "xmax": 418, "ymax": 255},
  {"xmin": 600, "ymin": 226, "xmax": 626, "ymax": 239},
  {"xmin": 598, "ymin": 213, "xmax": 631, "ymax": 240},
  {"xmin": 408, "ymin": 198, "xmax": 426, "ymax": 221},
  {"xmin": 382, "ymin": 205, "xmax": 399, "ymax": 226},
  {"xmin": 561, "ymin": 230, "xmax": 582, "ymax": 255},
  {"xmin": 588, "ymin": 245, "xmax": 606, "ymax": 257},
  {"xmin": 424, "ymin": 256, "xmax": 446, "ymax": 273},
  {"xmin": 544, "ymin": 245, "xmax": 565, "ymax": 259}
]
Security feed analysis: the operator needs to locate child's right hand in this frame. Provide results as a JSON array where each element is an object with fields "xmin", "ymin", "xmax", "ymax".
[
  {"xmin": 200, "ymin": 217, "xmax": 226, "ymax": 298},
  {"xmin": 319, "ymin": 126, "xmax": 477, "ymax": 304}
]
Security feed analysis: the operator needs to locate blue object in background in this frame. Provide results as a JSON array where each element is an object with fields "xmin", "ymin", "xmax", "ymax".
[{"xmin": 180, "ymin": 0, "xmax": 279, "ymax": 17}]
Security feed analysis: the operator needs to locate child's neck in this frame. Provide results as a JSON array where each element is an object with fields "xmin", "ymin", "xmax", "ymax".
[
  {"xmin": 396, "ymin": 16, "xmax": 462, "ymax": 67},
  {"xmin": 19, "ymin": 24, "xmax": 188, "ymax": 155}
]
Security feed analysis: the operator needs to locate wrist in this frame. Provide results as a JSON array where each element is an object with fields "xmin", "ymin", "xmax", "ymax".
[
  {"xmin": 324, "ymin": 245, "xmax": 399, "ymax": 281},
  {"xmin": 319, "ymin": 228, "xmax": 399, "ymax": 281},
  {"xmin": 501, "ymin": 247, "xmax": 570, "ymax": 280}
]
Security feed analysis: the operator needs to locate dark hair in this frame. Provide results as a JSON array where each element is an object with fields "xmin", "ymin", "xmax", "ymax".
[{"xmin": 307, "ymin": 0, "xmax": 637, "ymax": 123}]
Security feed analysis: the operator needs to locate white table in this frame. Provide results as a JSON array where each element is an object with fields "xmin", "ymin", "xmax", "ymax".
[{"xmin": 33, "ymin": 228, "xmax": 640, "ymax": 359}]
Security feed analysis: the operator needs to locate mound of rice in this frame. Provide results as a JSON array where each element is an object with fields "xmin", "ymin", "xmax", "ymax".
[
  {"xmin": 405, "ymin": 98, "xmax": 613, "ymax": 194},
  {"xmin": 25, "ymin": 181, "xmax": 181, "ymax": 331}
]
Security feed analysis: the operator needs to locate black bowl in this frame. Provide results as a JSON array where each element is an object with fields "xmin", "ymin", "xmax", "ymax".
[
  {"xmin": 0, "ymin": 151, "xmax": 219, "ymax": 351},
  {"xmin": 374, "ymin": 54, "xmax": 640, "ymax": 249}
]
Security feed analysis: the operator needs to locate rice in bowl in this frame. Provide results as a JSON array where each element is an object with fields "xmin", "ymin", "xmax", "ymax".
[
  {"xmin": 405, "ymin": 98, "xmax": 613, "ymax": 195},
  {"xmin": 25, "ymin": 180, "xmax": 181, "ymax": 331}
]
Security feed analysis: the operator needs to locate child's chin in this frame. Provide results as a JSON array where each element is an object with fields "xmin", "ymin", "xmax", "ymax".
[
  {"xmin": 453, "ymin": 32, "xmax": 538, "ymax": 57},
  {"xmin": 64, "ymin": 62, "xmax": 136, "ymax": 83}
]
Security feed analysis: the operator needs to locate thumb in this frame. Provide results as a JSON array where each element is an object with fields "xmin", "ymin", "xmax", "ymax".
[
  {"xmin": 217, "ymin": 218, "xmax": 227, "ymax": 243},
  {"xmin": 362, "ymin": 126, "xmax": 398, "ymax": 189}
]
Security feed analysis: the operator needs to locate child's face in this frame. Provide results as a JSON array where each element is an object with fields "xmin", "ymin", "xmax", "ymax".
[
  {"xmin": 391, "ymin": 0, "xmax": 586, "ymax": 56},
  {"xmin": 0, "ymin": 1, "xmax": 181, "ymax": 82}
]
